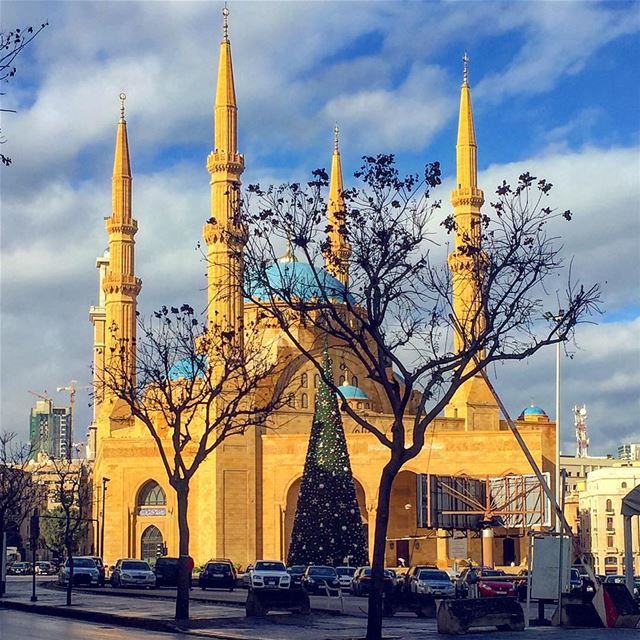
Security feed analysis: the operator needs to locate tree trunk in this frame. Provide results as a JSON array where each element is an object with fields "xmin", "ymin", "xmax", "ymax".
[
  {"xmin": 66, "ymin": 546, "xmax": 74, "ymax": 606},
  {"xmin": 366, "ymin": 460, "xmax": 400, "ymax": 640},
  {"xmin": 174, "ymin": 482, "xmax": 190, "ymax": 624}
]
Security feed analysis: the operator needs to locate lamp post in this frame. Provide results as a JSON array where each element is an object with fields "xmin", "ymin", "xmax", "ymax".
[
  {"xmin": 100, "ymin": 477, "xmax": 110, "ymax": 558},
  {"xmin": 553, "ymin": 310, "xmax": 564, "ymax": 533}
]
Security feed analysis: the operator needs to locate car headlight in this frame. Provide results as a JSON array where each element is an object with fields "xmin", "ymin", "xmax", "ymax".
[{"xmin": 122, "ymin": 573, "xmax": 131, "ymax": 579}]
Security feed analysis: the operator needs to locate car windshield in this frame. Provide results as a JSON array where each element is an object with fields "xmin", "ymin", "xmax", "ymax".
[
  {"xmin": 122, "ymin": 561, "xmax": 151, "ymax": 571},
  {"xmin": 288, "ymin": 566, "xmax": 306, "ymax": 574},
  {"xmin": 310, "ymin": 567, "xmax": 336, "ymax": 577},
  {"xmin": 362, "ymin": 568, "xmax": 372, "ymax": 576},
  {"xmin": 70, "ymin": 558, "xmax": 96, "ymax": 568},
  {"xmin": 419, "ymin": 570, "xmax": 449, "ymax": 581},
  {"xmin": 336, "ymin": 567, "xmax": 356, "ymax": 577},
  {"xmin": 606, "ymin": 576, "xmax": 625, "ymax": 584},
  {"xmin": 255, "ymin": 561, "xmax": 285, "ymax": 572},
  {"xmin": 480, "ymin": 570, "xmax": 505, "ymax": 577}
]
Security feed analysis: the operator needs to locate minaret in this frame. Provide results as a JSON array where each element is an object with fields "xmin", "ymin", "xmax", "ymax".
[
  {"xmin": 325, "ymin": 124, "xmax": 351, "ymax": 287},
  {"xmin": 445, "ymin": 54, "xmax": 498, "ymax": 429},
  {"xmin": 102, "ymin": 93, "xmax": 141, "ymax": 384},
  {"xmin": 203, "ymin": 6, "xmax": 246, "ymax": 339}
]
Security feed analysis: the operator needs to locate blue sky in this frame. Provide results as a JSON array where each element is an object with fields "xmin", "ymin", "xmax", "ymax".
[{"xmin": 1, "ymin": 0, "xmax": 639, "ymax": 456}]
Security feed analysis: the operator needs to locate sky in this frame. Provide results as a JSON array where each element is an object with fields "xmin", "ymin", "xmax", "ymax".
[{"xmin": 1, "ymin": 0, "xmax": 639, "ymax": 458}]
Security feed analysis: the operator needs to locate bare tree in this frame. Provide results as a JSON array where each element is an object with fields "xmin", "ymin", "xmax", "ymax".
[
  {"xmin": 45, "ymin": 458, "xmax": 92, "ymax": 606},
  {"xmin": 100, "ymin": 304, "xmax": 287, "ymax": 623},
  {"xmin": 0, "ymin": 21, "xmax": 48, "ymax": 166},
  {"xmin": 240, "ymin": 156, "xmax": 600, "ymax": 640},
  {"xmin": 0, "ymin": 432, "xmax": 37, "ymax": 596}
]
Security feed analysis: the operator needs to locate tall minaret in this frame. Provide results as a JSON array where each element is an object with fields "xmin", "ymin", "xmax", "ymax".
[
  {"xmin": 203, "ymin": 6, "xmax": 245, "ymax": 338},
  {"xmin": 325, "ymin": 124, "xmax": 351, "ymax": 287},
  {"xmin": 102, "ymin": 93, "xmax": 141, "ymax": 383},
  {"xmin": 445, "ymin": 54, "xmax": 498, "ymax": 429}
]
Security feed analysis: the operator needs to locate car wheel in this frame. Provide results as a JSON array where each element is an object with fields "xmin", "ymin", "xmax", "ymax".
[
  {"xmin": 229, "ymin": 587, "xmax": 234, "ymax": 592},
  {"xmin": 202, "ymin": 586, "xmax": 206, "ymax": 591}
]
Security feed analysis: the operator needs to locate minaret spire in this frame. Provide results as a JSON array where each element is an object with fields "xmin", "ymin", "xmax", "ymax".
[
  {"xmin": 445, "ymin": 55, "xmax": 497, "ymax": 427},
  {"xmin": 103, "ymin": 92, "xmax": 141, "ymax": 386},
  {"xmin": 204, "ymin": 6, "xmax": 245, "ymax": 338},
  {"xmin": 325, "ymin": 124, "xmax": 351, "ymax": 287}
]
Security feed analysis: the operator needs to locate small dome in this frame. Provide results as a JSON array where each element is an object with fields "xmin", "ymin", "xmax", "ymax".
[
  {"xmin": 247, "ymin": 259, "xmax": 352, "ymax": 303},
  {"xmin": 168, "ymin": 356, "xmax": 207, "ymax": 381},
  {"xmin": 337, "ymin": 384, "xmax": 368, "ymax": 400},
  {"xmin": 523, "ymin": 405, "xmax": 547, "ymax": 416}
]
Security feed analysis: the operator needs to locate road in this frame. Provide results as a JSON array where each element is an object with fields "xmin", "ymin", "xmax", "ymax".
[{"xmin": 0, "ymin": 609, "xmax": 189, "ymax": 640}]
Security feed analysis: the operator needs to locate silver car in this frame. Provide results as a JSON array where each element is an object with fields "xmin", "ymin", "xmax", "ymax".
[
  {"xmin": 411, "ymin": 568, "xmax": 455, "ymax": 598},
  {"xmin": 110, "ymin": 558, "xmax": 156, "ymax": 588},
  {"xmin": 58, "ymin": 557, "xmax": 100, "ymax": 586}
]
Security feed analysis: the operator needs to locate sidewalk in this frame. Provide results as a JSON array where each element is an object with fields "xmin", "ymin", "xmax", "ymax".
[{"xmin": 1, "ymin": 582, "xmax": 639, "ymax": 640}]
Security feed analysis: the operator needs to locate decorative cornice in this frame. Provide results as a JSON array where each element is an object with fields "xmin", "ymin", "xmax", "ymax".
[
  {"xmin": 203, "ymin": 221, "xmax": 247, "ymax": 248},
  {"xmin": 102, "ymin": 274, "xmax": 142, "ymax": 296},
  {"xmin": 451, "ymin": 186, "xmax": 484, "ymax": 208},
  {"xmin": 105, "ymin": 219, "xmax": 138, "ymax": 235},
  {"xmin": 207, "ymin": 151, "xmax": 244, "ymax": 175}
]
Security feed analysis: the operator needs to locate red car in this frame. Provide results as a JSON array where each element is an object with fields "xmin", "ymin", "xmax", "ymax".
[{"xmin": 456, "ymin": 567, "xmax": 516, "ymax": 598}]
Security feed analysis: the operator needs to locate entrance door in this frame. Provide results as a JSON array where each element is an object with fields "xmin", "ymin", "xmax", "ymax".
[
  {"xmin": 503, "ymin": 537, "xmax": 516, "ymax": 565},
  {"xmin": 140, "ymin": 525, "xmax": 163, "ymax": 564},
  {"xmin": 396, "ymin": 539, "xmax": 410, "ymax": 566}
]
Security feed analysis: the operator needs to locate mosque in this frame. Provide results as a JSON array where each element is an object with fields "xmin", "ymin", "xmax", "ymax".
[{"xmin": 90, "ymin": 12, "xmax": 557, "ymax": 571}]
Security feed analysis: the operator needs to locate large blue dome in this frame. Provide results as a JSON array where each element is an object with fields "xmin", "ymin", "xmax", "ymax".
[
  {"xmin": 247, "ymin": 259, "xmax": 353, "ymax": 304},
  {"xmin": 523, "ymin": 405, "xmax": 547, "ymax": 416},
  {"xmin": 337, "ymin": 384, "xmax": 368, "ymax": 400},
  {"xmin": 167, "ymin": 355, "xmax": 207, "ymax": 381}
]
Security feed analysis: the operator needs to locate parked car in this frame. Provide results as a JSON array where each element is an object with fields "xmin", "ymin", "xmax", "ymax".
[
  {"xmin": 403, "ymin": 565, "xmax": 438, "ymax": 593},
  {"xmin": 87, "ymin": 556, "xmax": 106, "ymax": 586},
  {"xmin": 455, "ymin": 567, "xmax": 516, "ymax": 598},
  {"xmin": 241, "ymin": 564, "xmax": 254, "ymax": 588},
  {"xmin": 110, "ymin": 559, "xmax": 156, "ymax": 588},
  {"xmin": 248, "ymin": 560, "xmax": 291, "ymax": 590},
  {"xmin": 335, "ymin": 566, "xmax": 356, "ymax": 590},
  {"xmin": 301, "ymin": 565, "xmax": 340, "ymax": 595},
  {"xmin": 409, "ymin": 568, "xmax": 455, "ymax": 598},
  {"xmin": 8, "ymin": 561, "xmax": 31, "ymax": 575},
  {"xmin": 154, "ymin": 556, "xmax": 180, "ymax": 587},
  {"xmin": 35, "ymin": 561, "xmax": 56, "ymax": 576},
  {"xmin": 287, "ymin": 565, "xmax": 307, "ymax": 589},
  {"xmin": 569, "ymin": 568, "xmax": 582, "ymax": 594},
  {"xmin": 350, "ymin": 567, "xmax": 395, "ymax": 596},
  {"xmin": 515, "ymin": 569, "xmax": 529, "ymax": 601},
  {"xmin": 199, "ymin": 559, "xmax": 236, "ymax": 591},
  {"xmin": 58, "ymin": 557, "xmax": 100, "ymax": 586}
]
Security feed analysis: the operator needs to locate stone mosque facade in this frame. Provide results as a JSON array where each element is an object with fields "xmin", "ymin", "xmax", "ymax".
[{"xmin": 90, "ymin": 14, "xmax": 557, "ymax": 571}]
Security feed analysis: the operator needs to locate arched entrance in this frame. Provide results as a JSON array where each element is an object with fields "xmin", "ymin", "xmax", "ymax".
[
  {"xmin": 503, "ymin": 537, "xmax": 516, "ymax": 565},
  {"xmin": 284, "ymin": 477, "xmax": 367, "ymax": 562},
  {"xmin": 140, "ymin": 525, "xmax": 163, "ymax": 564}
]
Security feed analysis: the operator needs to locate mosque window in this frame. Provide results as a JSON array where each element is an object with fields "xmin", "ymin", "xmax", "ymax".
[
  {"xmin": 301, "ymin": 373, "xmax": 308, "ymax": 388},
  {"xmin": 339, "ymin": 375, "xmax": 346, "ymax": 385},
  {"xmin": 314, "ymin": 374, "xmax": 320, "ymax": 388},
  {"xmin": 140, "ymin": 525, "xmax": 163, "ymax": 564},
  {"xmin": 621, "ymin": 482, "xmax": 627, "ymax": 489},
  {"xmin": 301, "ymin": 393, "xmax": 308, "ymax": 409},
  {"xmin": 138, "ymin": 481, "xmax": 166, "ymax": 506},
  {"xmin": 606, "ymin": 499, "xmax": 613, "ymax": 512},
  {"xmin": 351, "ymin": 376, "xmax": 358, "ymax": 387}
]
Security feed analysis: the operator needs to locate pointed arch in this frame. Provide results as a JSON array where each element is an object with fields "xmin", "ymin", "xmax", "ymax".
[
  {"xmin": 140, "ymin": 525, "xmax": 163, "ymax": 563},
  {"xmin": 137, "ymin": 480, "xmax": 166, "ymax": 506}
]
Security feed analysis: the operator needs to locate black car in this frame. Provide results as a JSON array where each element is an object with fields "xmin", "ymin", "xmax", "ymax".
[
  {"xmin": 199, "ymin": 560, "xmax": 236, "ymax": 591},
  {"xmin": 154, "ymin": 557, "xmax": 179, "ymax": 587},
  {"xmin": 301, "ymin": 565, "xmax": 340, "ymax": 595},
  {"xmin": 287, "ymin": 565, "xmax": 307, "ymax": 589},
  {"xmin": 351, "ymin": 567, "xmax": 395, "ymax": 596}
]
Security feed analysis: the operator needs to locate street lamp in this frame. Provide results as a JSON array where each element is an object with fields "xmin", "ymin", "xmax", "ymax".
[{"xmin": 100, "ymin": 477, "xmax": 110, "ymax": 559}]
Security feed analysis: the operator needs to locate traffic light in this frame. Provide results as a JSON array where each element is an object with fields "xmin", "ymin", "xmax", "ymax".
[
  {"xmin": 156, "ymin": 543, "xmax": 164, "ymax": 558},
  {"xmin": 30, "ymin": 513, "xmax": 40, "ymax": 541}
]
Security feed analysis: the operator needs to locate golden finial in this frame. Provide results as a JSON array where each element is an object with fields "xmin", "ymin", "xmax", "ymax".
[
  {"xmin": 222, "ymin": 3, "xmax": 229, "ymax": 42},
  {"xmin": 119, "ymin": 92, "xmax": 126, "ymax": 122},
  {"xmin": 462, "ymin": 51, "xmax": 469, "ymax": 86},
  {"xmin": 334, "ymin": 122, "xmax": 340, "ymax": 152}
]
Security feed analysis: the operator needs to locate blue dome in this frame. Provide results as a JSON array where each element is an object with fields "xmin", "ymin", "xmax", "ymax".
[
  {"xmin": 247, "ymin": 260, "xmax": 353, "ymax": 304},
  {"xmin": 523, "ymin": 405, "xmax": 547, "ymax": 416},
  {"xmin": 337, "ymin": 384, "xmax": 368, "ymax": 400},
  {"xmin": 168, "ymin": 356, "xmax": 207, "ymax": 381}
]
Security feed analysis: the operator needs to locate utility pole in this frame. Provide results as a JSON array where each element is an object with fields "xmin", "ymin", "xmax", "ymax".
[{"xmin": 100, "ymin": 477, "xmax": 110, "ymax": 559}]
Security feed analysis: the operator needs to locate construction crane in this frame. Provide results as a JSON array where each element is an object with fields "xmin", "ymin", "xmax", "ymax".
[
  {"xmin": 56, "ymin": 380, "xmax": 91, "ymax": 461},
  {"xmin": 28, "ymin": 389, "xmax": 51, "ymax": 402}
]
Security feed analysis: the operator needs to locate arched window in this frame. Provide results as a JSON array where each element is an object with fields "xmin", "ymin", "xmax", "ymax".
[
  {"xmin": 301, "ymin": 393, "xmax": 308, "ymax": 409},
  {"xmin": 138, "ymin": 481, "xmax": 166, "ymax": 506},
  {"xmin": 351, "ymin": 376, "xmax": 358, "ymax": 387},
  {"xmin": 606, "ymin": 499, "xmax": 612, "ymax": 511},
  {"xmin": 287, "ymin": 394, "xmax": 295, "ymax": 408},
  {"xmin": 314, "ymin": 374, "xmax": 320, "ymax": 388},
  {"xmin": 301, "ymin": 373, "xmax": 308, "ymax": 388},
  {"xmin": 339, "ymin": 375, "xmax": 346, "ymax": 385},
  {"xmin": 621, "ymin": 482, "xmax": 627, "ymax": 489},
  {"xmin": 140, "ymin": 525, "xmax": 163, "ymax": 563}
]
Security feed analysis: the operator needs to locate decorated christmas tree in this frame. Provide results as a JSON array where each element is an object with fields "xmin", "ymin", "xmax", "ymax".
[{"xmin": 287, "ymin": 342, "xmax": 368, "ymax": 567}]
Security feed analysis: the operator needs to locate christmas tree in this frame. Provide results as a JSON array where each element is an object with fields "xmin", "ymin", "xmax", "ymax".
[{"xmin": 287, "ymin": 342, "xmax": 368, "ymax": 567}]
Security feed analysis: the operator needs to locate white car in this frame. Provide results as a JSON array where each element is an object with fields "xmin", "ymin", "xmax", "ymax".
[
  {"xmin": 58, "ymin": 557, "xmax": 100, "ymax": 586},
  {"xmin": 249, "ymin": 560, "xmax": 291, "ymax": 590},
  {"xmin": 110, "ymin": 558, "xmax": 156, "ymax": 588},
  {"xmin": 335, "ymin": 566, "xmax": 356, "ymax": 589},
  {"xmin": 411, "ymin": 568, "xmax": 455, "ymax": 598}
]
